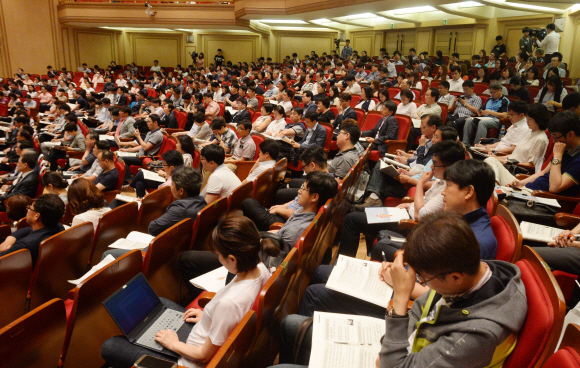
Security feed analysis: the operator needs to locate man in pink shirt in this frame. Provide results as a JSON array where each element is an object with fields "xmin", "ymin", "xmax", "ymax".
[
  {"xmin": 37, "ymin": 86, "xmax": 53, "ymax": 113},
  {"xmin": 203, "ymin": 92, "xmax": 220, "ymax": 118}
]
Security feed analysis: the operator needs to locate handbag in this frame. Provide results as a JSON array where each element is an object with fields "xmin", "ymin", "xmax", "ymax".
[{"xmin": 505, "ymin": 198, "xmax": 558, "ymax": 228}]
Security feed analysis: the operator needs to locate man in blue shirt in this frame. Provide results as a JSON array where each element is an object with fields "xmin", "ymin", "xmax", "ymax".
[
  {"xmin": 341, "ymin": 39, "xmax": 353, "ymax": 60},
  {"xmin": 462, "ymin": 82, "xmax": 509, "ymax": 145}
]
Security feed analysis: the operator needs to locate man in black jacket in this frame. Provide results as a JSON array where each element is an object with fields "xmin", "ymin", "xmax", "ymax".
[
  {"xmin": 332, "ymin": 93, "xmax": 358, "ymax": 138},
  {"xmin": 230, "ymin": 99, "xmax": 251, "ymax": 127},
  {"xmin": 0, "ymin": 150, "xmax": 39, "ymax": 212},
  {"xmin": 360, "ymin": 101, "xmax": 399, "ymax": 157}
]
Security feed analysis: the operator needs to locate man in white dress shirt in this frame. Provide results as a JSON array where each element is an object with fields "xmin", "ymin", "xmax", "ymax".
[{"xmin": 535, "ymin": 23, "xmax": 560, "ymax": 62}]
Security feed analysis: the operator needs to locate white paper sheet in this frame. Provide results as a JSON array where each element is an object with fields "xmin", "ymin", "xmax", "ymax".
[
  {"xmin": 308, "ymin": 312, "xmax": 384, "ymax": 368},
  {"xmin": 99, "ymin": 135, "xmax": 115, "ymax": 141},
  {"xmin": 382, "ymin": 157, "xmax": 410, "ymax": 170},
  {"xmin": 68, "ymin": 254, "xmax": 116, "ymax": 285},
  {"xmin": 116, "ymin": 151, "xmax": 139, "ymax": 158},
  {"xmin": 189, "ymin": 266, "xmax": 228, "ymax": 293},
  {"xmin": 139, "ymin": 169, "xmax": 165, "ymax": 183},
  {"xmin": 520, "ymin": 221, "xmax": 563, "ymax": 243},
  {"xmin": 108, "ymin": 231, "xmax": 155, "ymax": 250},
  {"xmin": 412, "ymin": 118, "xmax": 422, "ymax": 128},
  {"xmin": 365, "ymin": 207, "xmax": 410, "ymax": 224},
  {"xmin": 326, "ymin": 255, "xmax": 393, "ymax": 308}
]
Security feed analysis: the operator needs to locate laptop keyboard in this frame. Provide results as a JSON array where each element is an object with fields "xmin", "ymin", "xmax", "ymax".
[{"xmin": 135, "ymin": 309, "xmax": 185, "ymax": 351}]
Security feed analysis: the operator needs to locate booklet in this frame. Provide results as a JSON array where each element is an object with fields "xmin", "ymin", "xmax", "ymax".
[
  {"xmin": 520, "ymin": 221, "xmax": 564, "ymax": 243},
  {"xmin": 189, "ymin": 266, "xmax": 229, "ymax": 293},
  {"xmin": 412, "ymin": 118, "xmax": 422, "ymax": 128},
  {"xmin": 326, "ymin": 255, "xmax": 393, "ymax": 308},
  {"xmin": 116, "ymin": 151, "xmax": 139, "ymax": 158},
  {"xmin": 68, "ymin": 254, "xmax": 116, "ymax": 285},
  {"xmin": 139, "ymin": 168, "xmax": 165, "ymax": 183},
  {"xmin": 99, "ymin": 135, "xmax": 115, "ymax": 141},
  {"xmin": 378, "ymin": 159, "xmax": 400, "ymax": 179},
  {"xmin": 108, "ymin": 231, "xmax": 155, "ymax": 250},
  {"xmin": 510, "ymin": 192, "xmax": 561, "ymax": 208},
  {"xmin": 365, "ymin": 207, "xmax": 410, "ymax": 224},
  {"xmin": 382, "ymin": 157, "xmax": 410, "ymax": 170},
  {"xmin": 309, "ymin": 311, "xmax": 384, "ymax": 368}
]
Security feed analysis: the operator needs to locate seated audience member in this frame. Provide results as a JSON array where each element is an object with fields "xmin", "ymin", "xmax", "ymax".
[
  {"xmin": 175, "ymin": 135, "xmax": 195, "ymax": 167},
  {"xmin": 437, "ymin": 81, "xmax": 456, "ymax": 111},
  {"xmin": 448, "ymin": 65, "xmax": 465, "ymax": 92},
  {"xmin": 0, "ymin": 140, "xmax": 33, "ymax": 173},
  {"xmin": 508, "ymin": 76, "xmax": 531, "ymax": 103},
  {"xmin": 360, "ymin": 101, "xmax": 398, "ymax": 156},
  {"xmin": 274, "ymin": 211, "xmax": 527, "ymax": 368},
  {"xmin": 41, "ymin": 171, "xmax": 69, "ymax": 204},
  {"xmin": 0, "ymin": 150, "xmax": 39, "ymax": 212},
  {"xmin": 102, "ymin": 216, "xmax": 272, "ymax": 368},
  {"xmin": 93, "ymin": 150, "xmax": 119, "ymax": 192},
  {"xmin": 118, "ymin": 113, "xmax": 163, "ymax": 177},
  {"xmin": 264, "ymin": 105, "xmax": 287, "ymax": 137},
  {"xmin": 328, "ymin": 122, "xmax": 361, "ymax": 181},
  {"xmin": 447, "ymin": 80, "xmax": 482, "ymax": 139},
  {"xmin": 536, "ymin": 216, "xmax": 580, "ymax": 275},
  {"xmin": 462, "ymin": 82, "xmax": 509, "ymax": 145},
  {"xmin": 230, "ymin": 99, "xmax": 252, "ymax": 126},
  {"xmin": 473, "ymin": 100, "xmax": 529, "ymax": 154},
  {"xmin": 0, "ymin": 194, "xmax": 65, "ymax": 266},
  {"xmin": 223, "ymin": 120, "xmax": 256, "ymax": 171},
  {"xmin": 563, "ymin": 92, "xmax": 580, "ymax": 117},
  {"xmin": 252, "ymin": 103, "xmax": 274, "ymax": 132},
  {"xmin": 68, "ymin": 178, "xmax": 112, "ymax": 231},
  {"xmin": 129, "ymin": 150, "xmax": 184, "ymax": 198},
  {"xmin": 408, "ymin": 88, "xmax": 442, "ymax": 150},
  {"xmin": 73, "ymin": 140, "xmax": 109, "ymax": 181},
  {"xmin": 395, "ymin": 89, "xmax": 418, "ymax": 118},
  {"xmin": 357, "ymin": 123, "xmax": 453, "ymax": 209},
  {"xmin": 69, "ymin": 131, "xmax": 98, "ymax": 173},
  {"xmin": 243, "ymin": 139, "xmax": 280, "ymax": 184},
  {"xmin": 200, "ymin": 144, "xmax": 242, "ymax": 204},
  {"xmin": 4, "ymin": 195, "xmax": 33, "ymax": 223},
  {"xmin": 534, "ymin": 75, "xmax": 568, "ymax": 112},
  {"xmin": 160, "ymin": 104, "xmax": 178, "ymax": 129},
  {"xmin": 355, "ymin": 87, "xmax": 376, "ymax": 111},
  {"xmin": 484, "ymin": 103, "xmax": 550, "ymax": 183},
  {"xmin": 343, "ymin": 140, "xmax": 466, "ymax": 258},
  {"xmin": 508, "ymin": 111, "xmax": 580, "ymax": 196},
  {"xmin": 46, "ymin": 122, "xmax": 86, "ymax": 171},
  {"xmin": 316, "ymin": 97, "xmax": 335, "ymax": 124},
  {"xmin": 276, "ymin": 107, "xmax": 305, "ymax": 141},
  {"xmin": 242, "ymin": 147, "xmax": 329, "ymax": 230},
  {"xmin": 290, "ymin": 111, "xmax": 327, "ymax": 160},
  {"xmin": 332, "ymin": 93, "xmax": 357, "ymax": 135},
  {"xmin": 174, "ymin": 111, "xmax": 211, "ymax": 142},
  {"xmin": 202, "ymin": 117, "xmax": 237, "ymax": 154}
]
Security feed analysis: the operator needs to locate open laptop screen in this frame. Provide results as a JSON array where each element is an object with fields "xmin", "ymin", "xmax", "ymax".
[{"xmin": 103, "ymin": 273, "xmax": 160, "ymax": 335}]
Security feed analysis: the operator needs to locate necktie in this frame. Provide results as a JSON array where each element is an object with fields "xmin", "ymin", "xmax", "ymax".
[{"xmin": 115, "ymin": 118, "xmax": 126, "ymax": 138}]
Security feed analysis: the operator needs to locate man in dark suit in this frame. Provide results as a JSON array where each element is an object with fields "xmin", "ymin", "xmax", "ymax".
[
  {"xmin": 0, "ymin": 194, "xmax": 65, "ymax": 266},
  {"xmin": 332, "ymin": 92, "xmax": 358, "ymax": 138},
  {"xmin": 292, "ymin": 111, "xmax": 327, "ymax": 163},
  {"xmin": 113, "ymin": 87, "xmax": 128, "ymax": 108},
  {"xmin": 231, "ymin": 99, "xmax": 251, "ymax": 126},
  {"xmin": 301, "ymin": 91, "xmax": 318, "ymax": 118},
  {"xmin": 360, "ymin": 101, "xmax": 399, "ymax": 157},
  {"xmin": 0, "ymin": 150, "xmax": 39, "ymax": 212}
]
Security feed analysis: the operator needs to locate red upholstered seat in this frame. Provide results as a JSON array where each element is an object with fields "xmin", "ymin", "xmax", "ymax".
[
  {"xmin": 491, "ymin": 216, "xmax": 515, "ymax": 262},
  {"xmin": 553, "ymin": 270, "xmax": 578, "ymax": 305},
  {"xmin": 544, "ymin": 347, "xmax": 580, "ymax": 368}
]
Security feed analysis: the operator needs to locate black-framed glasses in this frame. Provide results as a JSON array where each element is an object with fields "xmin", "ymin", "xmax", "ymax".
[
  {"xmin": 298, "ymin": 184, "xmax": 310, "ymax": 193},
  {"xmin": 416, "ymin": 272, "xmax": 448, "ymax": 286},
  {"xmin": 432, "ymin": 163, "xmax": 448, "ymax": 168},
  {"xmin": 551, "ymin": 133, "xmax": 564, "ymax": 140},
  {"xmin": 26, "ymin": 205, "xmax": 37, "ymax": 213}
]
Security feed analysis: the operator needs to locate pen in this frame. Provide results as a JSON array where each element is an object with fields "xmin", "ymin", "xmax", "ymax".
[
  {"xmin": 382, "ymin": 251, "xmax": 387, "ymax": 262},
  {"xmin": 333, "ymin": 342, "xmax": 371, "ymax": 346}
]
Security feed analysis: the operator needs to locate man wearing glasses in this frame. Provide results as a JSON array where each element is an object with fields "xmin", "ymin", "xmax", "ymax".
[
  {"xmin": 0, "ymin": 194, "xmax": 65, "ymax": 266},
  {"xmin": 0, "ymin": 150, "xmax": 39, "ymax": 212},
  {"xmin": 223, "ymin": 120, "xmax": 256, "ymax": 173},
  {"xmin": 462, "ymin": 82, "xmax": 509, "ymax": 146}
]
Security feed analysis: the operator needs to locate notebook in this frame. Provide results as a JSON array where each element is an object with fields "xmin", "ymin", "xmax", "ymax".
[{"xmin": 103, "ymin": 273, "xmax": 194, "ymax": 358}]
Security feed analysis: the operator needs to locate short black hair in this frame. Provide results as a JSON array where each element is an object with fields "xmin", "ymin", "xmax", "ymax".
[
  {"xmin": 508, "ymin": 99, "xmax": 528, "ymax": 115},
  {"xmin": 171, "ymin": 165, "xmax": 202, "ymax": 197},
  {"xmin": 444, "ymin": 159, "xmax": 495, "ymax": 207},
  {"xmin": 549, "ymin": 111, "xmax": 580, "ymax": 136},
  {"xmin": 100, "ymin": 149, "xmax": 114, "ymax": 162},
  {"xmin": 427, "ymin": 87, "xmax": 440, "ymax": 101},
  {"xmin": 33, "ymin": 194, "xmax": 65, "ymax": 227},
  {"xmin": 547, "ymin": 23, "xmax": 556, "ymax": 31},
  {"xmin": 463, "ymin": 79, "xmax": 474, "ymax": 88},
  {"xmin": 161, "ymin": 149, "xmax": 184, "ymax": 167},
  {"xmin": 305, "ymin": 171, "xmax": 339, "ymax": 210},
  {"xmin": 238, "ymin": 119, "xmax": 252, "ymax": 131},
  {"xmin": 426, "ymin": 115, "xmax": 443, "ymax": 128},
  {"xmin": 300, "ymin": 146, "xmax": 327, "ymax": 168},
  {"xmin": 259, "ymin": 139, "xmax": 280, "ymax": 160},
  {"xmin": 339, "ymin": 121, "xmax": 361, "ymax": 144},
  {"xmin": 201, "ymin": 144, "xmax": 225, "ymax": 165},
  {"xmin": 339, "ymin": 92, "xmax": 352, "ymax": 102},
  {"xmin": 430, "ymin": 140, "xmax": 465, "ymax": 167},
  {"xmin": 438, "ymin": 80, "xmax": 450, "ymax": 90},
  {"xmin": 384, "ymin": 101, "xmax": 397, "ymax": 114},
  {"xmin": 437, "ymin": 125, "xmax": 458, "ymax": 141},
  {"xmin": 96, "ymin": 140, "xmax": 110, "ymax": 150},
  {"xmin": 210, "ymin": 118, "xmax": 227, "ymax": 130},
  {"xmin": 526, "ymin": 103, "xmax": 550, "ymax": 131},
  {"xmin": 64, "ymin": 122, "xmax": 78, "ymax": 132},
  {"xmin": 21, "ymin": 149, "xmax": 37, "ymax": 169},
  {"xmin": 563, "ymin": 92, "xmax": 580, "ymax": 111}
]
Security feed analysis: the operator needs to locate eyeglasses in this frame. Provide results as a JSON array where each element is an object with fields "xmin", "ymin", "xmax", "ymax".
[
  {"xmin": 416, "ymin": 272, "xmax": 448, "ymax": 286},
  {"xmin": 26, "ymin": 205, "xmax": 37, "ymax": 213},
  {"xmin": 551, "ymin": 133, "xmax": 564, "ymax": 140},
  {"xmin": 298, "ymin": 184, "xmax": 310, "ymax": 193},
  {"xmin": 432, "ymin": 163, "xmax": 447, "ymax": 168}
]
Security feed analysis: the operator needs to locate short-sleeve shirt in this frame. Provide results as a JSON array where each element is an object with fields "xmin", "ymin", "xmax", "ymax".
[
  {"xmin": 246, "ymin": 160, "xmax": 275, "ymax": 182},
  {"xmin": 328, "ymin": 148, "xmax": 359, "ymax": 179},
  {"xmin": 200, "ymin": 164, "xmax": 242, "ymax": 198},
  {"xmin": 232, "ymin": 134, "xmax": 256, "ymax": 161},
  {"xmin": 526, "ymin": 144, "xmax": 580, "ymax": 197},
  {"xmin": 209, "ymin": 129, "xmax": 237, "ymax": 151},
  {"xmin": 93, "ymin": 168, "xmax": 119, "ymax": 191},
  {"xmin": 139, "ymin": 128, "xmax": 164, "ymax": 156}
]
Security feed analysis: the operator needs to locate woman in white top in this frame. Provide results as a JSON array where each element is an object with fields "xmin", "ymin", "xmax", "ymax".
[
  {"xmin": 298, "ymin": 74, "xmax": 314, "ymax": 95},
  {"xmin": 409, "ymin": 71, "xmax": 422, "ymax": 92},
  {"xmin": 328, "ymin": 86, "xmax": 341, "ymax": 106},
  {"xmin": 534, "ymin": 75, "xmax": 568, "ymax": 112},
  {"xmin": 101, "ymin": 216, "xmax": 275, "ymax": 368},
  {"xmin": 42, "ymin": 172, "xmax": 69, "ymax": 204},
  {"xmin": 524, "ymin": 66, "xmax": 540, "ymax": 86},
  {"xmin": 373, "ymin": 89, "xmax": 390, "ymax": 112},
  {"xmin": 484, "ymin": 104, "xmax": 550, "ymax": 185},
  {"xmin": 396, "ymin": 89, "xmax": 418, "ymax": 117},
  {"xmin": 252, "ymin": 103, "xmax": 274, "ymax": 132},
  {"xmin": 355, "ymin": 86, "xmax": 376, "ymax": 112},
  {"xmin": 264, "ymin": 105, "xmax": 287, "ymax": 136},
  {"xmin": 68, "ymin": 178, "xmax": 111, "ymax": 232},
  {"xmin": 421, "ymin": 66, "xmax": 433, "ymax": 85},
  {"xmin": 177, "ymin": 135, "xmax": 195, "ymax": 168}
]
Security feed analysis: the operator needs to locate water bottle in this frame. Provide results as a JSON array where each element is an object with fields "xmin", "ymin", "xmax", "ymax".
[{"xmin": 499, "ymin": 125, "xmax": 506, "ymax": 139}]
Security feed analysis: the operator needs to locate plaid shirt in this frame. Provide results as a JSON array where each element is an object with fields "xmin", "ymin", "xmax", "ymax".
[
  {"xmin": 210, "ymin": 128, "xmax": 238, "ymax": 150},
  {"xmin": 365, "ymin": 71, "xmax": 380, "ymax": 82},
  {"xmin": 454, "ymin": 94, "xmax": 482, "ymax": 118},
  {"xmin": 341, "ymin": 45, "xmax": 353, "ymax": 60}
]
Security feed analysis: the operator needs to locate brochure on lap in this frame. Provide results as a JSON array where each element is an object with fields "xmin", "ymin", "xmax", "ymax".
[
  {"xmin": 189, "ymin": 266, "xmax": 228, "ymax": 293},
  {"xmin": 520, "ymin": 221, "xmax": 563, "ymax": 243},
  {"xmin": 108, "ymin": 231, "xmax": 155, "ymax": 250},
  {"xmin": 68, "ymin": 254, "xmax": 116, "ymax": 285},
  {"xmin": 365, "ymin": 207, "xmax": 410, "ymax": 224}
]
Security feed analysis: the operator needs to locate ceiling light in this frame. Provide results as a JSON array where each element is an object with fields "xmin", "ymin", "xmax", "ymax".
[
  {"xmin": 259, "ymin": 19, "xmax": 307, "ymax": 24},
  {"xmin": 392, "ymin": 6, "xmax": 436, "ymax": 14},
  {"xmin": 311, "ymin": 18, "xmax": 332, "ymax": 23},
  {"xmin": 485, "ymin": 0, "xmax": 561, "ymax": 12},
  {"xmin": 456, "ymin": 1, "xmax": 484, "ymax": 7},
  {"xmin": 345, "ymin": 13, "xmax": 377, "ymax": 20}
]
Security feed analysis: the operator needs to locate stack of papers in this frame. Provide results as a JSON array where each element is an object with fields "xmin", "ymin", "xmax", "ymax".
[
  {"xmin": 108, "ymin": 231, "xmax": 155, "ymax": 250},
  {"xmin": 364, "ymin": 207, "xmax": 410, "ymax": 224},
  {"xmin": 520, "ymin": 221, "xmax": 563, "ymax": 243},
  {"xmin": 99, "ymin": 135, "xmax": 115, "ymax": 141},
  {"xmin": 189, "ymin": 266, "xmax": 228, "ymax": 292}
]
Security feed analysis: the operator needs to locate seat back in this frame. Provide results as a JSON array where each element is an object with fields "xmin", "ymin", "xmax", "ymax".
[
  {"xmin": 487, "ymin": 192, "xmax": 498, "ymax": 217},
  {"xmin": 251, "ymin": 135, "xmax": 264, "ymax": 160},
  {"xmin": 246, "ymin": 248, "xmax": 300, "ymax": 367},
  {"xmin": 438, "ymin": 102, "xmax": 448, "ymax": 123},
  {"xmin": 264, "ymin": 158, "xmax": 287, "ymax": 208},
  {"xmin": 394, "ymin": 114, "xmax": 412, "ymax": 141},
  {"xmin": 143, "ymin": 219, "xmax": 193, "ymax": 303},
  {"xmin": 0, "ymin": 298, "xmax": 66, "ymax": 368},
  {"xmin": 252, "ymin": 168, "xmax": 274, "ymax": 207},
  {"xmin": 473, "ymin": 83, "xmax": 489, "ymax": 95},
  {"xmin": 90, "ymin": 202, "xmax": 138, "ymax": 266},
  {"xmin": 62, "ymin": 250, "xmax": 142, "ymax": 368},
  {"xmin": 505, "ymin": 246, "xmax": 566, "ymax": 368},
  {"xmin": 175, "ymin": 111, "xmax": 187, "ymax": 129},
  {"xmin": 136, "ymin": 186, "xmax": 173, "ymax": 233},
  {"xmin": 227, "ymin": 181, "xmax": 254, "ymax": 217},
  {"xmin": 28, "ymin": 222, "xmax": 94, "ymax": 311},
  {"xmin": 0, "ymin": 249, "xmax": 32, "ymax": 328},
  {"xmin": 491, "ymin": 204, "xmax": 522, "ymax": 263},
  {"xmin": 205, "ymin": 311, "xmax": 257, "ymax": 368},
  {"xmin": 545, "ymin": 324, "xmax": 580, "ymax": 368},
  {"xmin": 190, "ymin": 197, "xmax": 228, "ymax": 251},
  {"xmin": 113, "ymin": 160, "xmax": 125, "ymax": 191},
  {"xmin": 349, "ymin": 94, "xmax": 361, "ymax": 108},
  {"xmin": 361, "ymin": 111, "xmax": 382, "ymax": 131}
]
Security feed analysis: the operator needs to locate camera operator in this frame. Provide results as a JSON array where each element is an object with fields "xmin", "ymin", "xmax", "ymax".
[
  {"xmin": 519, "ymin": 28, "xmax": 533, "ymax": 54},
  {"xmin": 535, "ymin": 23, "xmax": 560, "ymax": 62}
]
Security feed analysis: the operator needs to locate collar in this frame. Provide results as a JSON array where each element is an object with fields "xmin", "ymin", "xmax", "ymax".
[
  {"xmin": 443, "ymin": 263, "xmax": 492, "ymax": 305},
  {"xmin": 568, "ymin": 143, "xmax": 580, "ymax": 157},
  {"xmin": 513, "ymin": 118, "xmax": 527, "ymax": 127},
  {"xmin": 308, "ymin": 123, "xmax": 319, "ymax": 131},
  {"xmin": 240, "ymin": 134, "xmax": 252, "ymax": 142},
  {"xmin": 463, "ymin": 207, "xmax": 488, "ymax": 225},
  {"xmin": 339, "ymin": 147, "xmax": 357, "ymax": 155}
]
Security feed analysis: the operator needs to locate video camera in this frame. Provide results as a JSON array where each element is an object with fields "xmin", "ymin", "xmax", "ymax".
[
  {"xmin": 334, "ymin": 38, "xmax": 342, "ymax": 50},
  {"xmin": 189, "ymin": 51, "xmax": 199, "ymax": 61},
  {"xmin": 528, "ymin": 28, "xmax": 547, "ymax": 41}
]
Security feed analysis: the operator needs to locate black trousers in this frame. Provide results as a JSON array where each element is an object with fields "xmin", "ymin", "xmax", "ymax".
[
  {"xmin": 406, "ymin": 127, "xmax": 421, "ymax": 151},
  {"xmin": 241, "ymin": 198, "xmax": 286, "ymax": 231},
  {"xmin": 178, "ymin": 250, "xmax": 235, "ymax": 301},
  {"xmin": 338, "ymin": 210, "xmax": 399, "ymax": 258},
  {"xmin": 47, "ymin": 148, "xmax": 67, "ymax": 171},
  {"xmin": 446, "ymin": 115, "xmax": 469, "ymax": 141}
]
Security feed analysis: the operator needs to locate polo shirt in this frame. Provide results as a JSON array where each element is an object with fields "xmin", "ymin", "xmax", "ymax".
[
  {"xmin": 138, "ymin": 128, "xmax": 164, "ymax": 156},
  {"xmin": 496, "ymin": 118, "xmax": 530, "ymax": 151},
  {"xmin": 94, "ymin": 168, "xmax": 119, "ymax": 191},
  {"xmin": 232, "ymin": 134, "xmax": 256, "ymax": 161},
  {"xmin": 246, "ymin": 160, "xmax": 275, "ymax": 182},
  {"xmin": 526, "ymin": 144, "xmax": 580, "ymax": 197},
  {"xmin": 0, "ymin": 224, "xmax": 65, "ymax": 266},
  {"xmin": 209, "ymin": 129, "xmax": 237, "ymax": 151},
  {"xmin": 448, "ymin": 78, "xmax": 464, "ymax": 92},
  {"xmin": 329, "ymin": 148, "xmax": 359, "ymax": 179},
  {"xmin": 464, "ymin": 207, "xmax": 497, "ymax": 260},
  {"xmin": 277, "ymin": 211, "xmax": 316, "ymax": 249},
  {"xmin": 200, "ymin": 164, "xmax": 242, "ymax": 199}
]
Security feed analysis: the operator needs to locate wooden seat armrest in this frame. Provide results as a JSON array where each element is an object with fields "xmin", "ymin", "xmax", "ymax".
[
  {"xmin": 398, "ymin": 219, "xmax": 419, "ymax": 231},
  {"xmin": 235, "ymin": 160, "xmax": 256, "ymax": 181},
  {"xmin": 164, "ymin": 128, "xmax": 184, "ymax": 136},
  {"xmin": 119, "ymin": 138, "xmax": 133, "ymax": 142},
  {"xmin": 385, "ymin": 140, "xmax": 408, "ymax": 154},
  {"xmin": 269, "ymin": 223, "xmax": 284, "ymax": 230},
  {"xmin": 401, "ymin": 196, "xmax": 414, "ymax": 203},
  {"xmin": 198, "ymin": 292, "xmax": 216, "ymax": 308},
  {"xmin": 67, "ymin": 288, "xmax": 76, "ymax": 299},
  {"xmin": 515, "ymin": 174, "xmax": 529, "ymax": 180},
  {"xmin": 225, "ymin": 154, "xmax": 233, "ymax": 158},
  {"xmin": 65, "ymin": 150, "xmax": 84, "ymax": 159},
  {"xmin": 554, "ymin": 213, "xmax": 580, "ymax": 229}
]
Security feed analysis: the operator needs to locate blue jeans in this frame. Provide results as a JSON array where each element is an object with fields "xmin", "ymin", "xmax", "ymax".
[{"xmin": 462, "ymin": 117, "xmax": 500, "ymax": 145}]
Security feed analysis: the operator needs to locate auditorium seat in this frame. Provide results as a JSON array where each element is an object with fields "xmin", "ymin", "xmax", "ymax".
[
  {"xmin": 205, "ymin": 311, "xmax": 257, "ymax": 368},
  {"xmin": 0, "ymin": 249, "xmax": 32, "ymax": 328},
  {"xmin": 227, "ymin": 181, "xmax": 254, "ymax": 217},
  {"xmin": 543, "ymin": 323, "xmax": 580, "ymax": 368},
  {"xmin": 190, "ymin": 197, "xmax": 228, "ymax": 251},
  {"xmin": 252, "ymin": 167, "xmax": 274, "ymax": 207},
  {"xmin": 136, "ymin": 186, "xmax": 173, "ymax": 233},
  {"xmin": 491, "ymin": 204, "xmax": 522, "ymax": 263}
]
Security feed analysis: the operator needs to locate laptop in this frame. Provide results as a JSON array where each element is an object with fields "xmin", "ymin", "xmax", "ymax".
[{"xmin": 103, "ymin": 273, "xmax": 194, "ymax": 358}]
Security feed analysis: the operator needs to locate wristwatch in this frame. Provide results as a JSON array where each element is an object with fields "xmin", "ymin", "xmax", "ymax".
[
  {"xmin": 551, "ymin": 158, "xmax": 562, "ymax": 165},
  {"xmin": 387, "ymin": 305, "xmax": 407, "ymax": 318}
]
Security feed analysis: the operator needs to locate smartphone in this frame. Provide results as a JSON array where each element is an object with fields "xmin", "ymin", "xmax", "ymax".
[{"xmin": 134, "ymin": 355, "xmax": 177, "ymax": 368}]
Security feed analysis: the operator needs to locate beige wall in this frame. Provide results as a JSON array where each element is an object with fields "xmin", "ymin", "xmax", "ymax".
[{"xmin": 275, "ymin": 31, "xmax": 337, "ymax": 62}]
